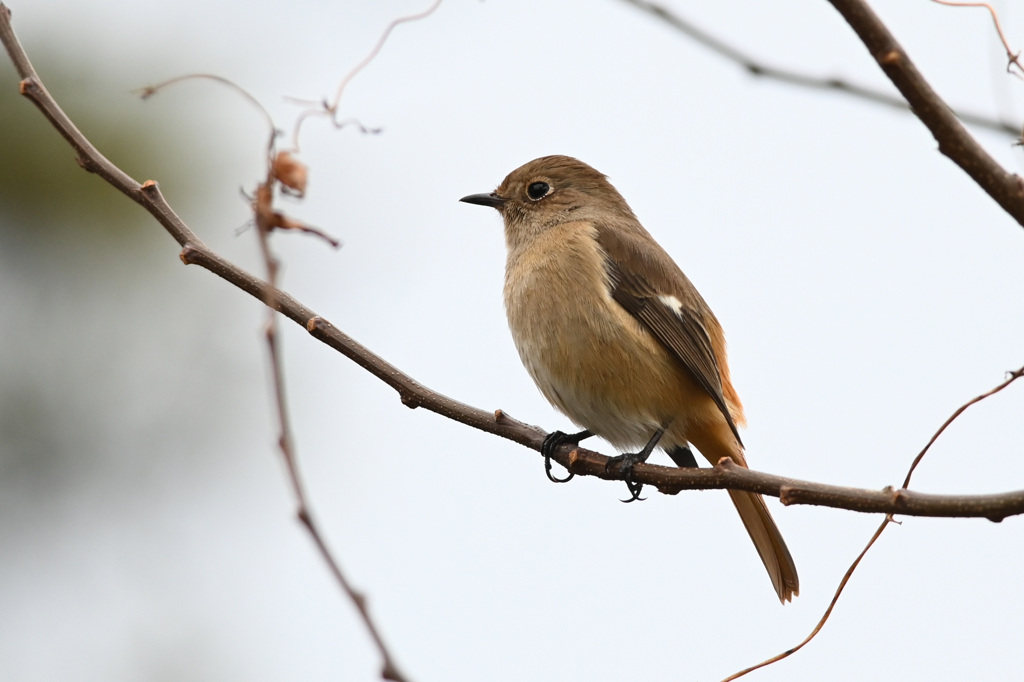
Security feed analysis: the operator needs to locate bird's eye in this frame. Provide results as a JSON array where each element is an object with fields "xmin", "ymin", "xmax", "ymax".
[{"xmin": 526, "ymin": 181, "xmax": 550, "ymax": 201}]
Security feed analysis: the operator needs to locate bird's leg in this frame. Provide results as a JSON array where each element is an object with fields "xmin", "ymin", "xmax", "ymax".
[
  {"xmin": 541, "ymin": 429, "xmax": 593, "ymax": 483},
  {"xmin": 605, "ymin": 426, "xmax": 667, "ymax": 502}
]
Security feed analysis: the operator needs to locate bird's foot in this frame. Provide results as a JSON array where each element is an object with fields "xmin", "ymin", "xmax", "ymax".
[
  {"xmin": 540, "ymin": 429, "xmax": 592, "ymax": 483},
  {"xmin": 604, "ymin": 426, "xmax": 667, "ymax": 503},
  {"xmin": 605, "ymin": 451, "xmax": 648, "ymax": 502}
]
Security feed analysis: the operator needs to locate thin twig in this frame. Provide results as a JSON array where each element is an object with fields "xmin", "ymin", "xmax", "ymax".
[
  {"xmin": 290, "ymin": 0, "xmax": 442, "ymax": 150},
  {"xmin": 726, "ymin": 364, "xmax": 1024, "ymax": 679},
  {"xmin": 617, "ymin": 0, "xmax": 1020, "ymax": 138},
  {"xmin": 136, "ymin": 73, "xmax": 278, "ymax": 142},
  {"xmin": 721, "ymin": 515, "xmax": 892, "ymax": 681},
  {"xmin": 903, "ymin": 365, "xmax": 1024, "ymax": 488},
  {"xmin": 328, "ymin": 0, "xmax": 443, "ymax": 113},
  {"xmin": 931, "ymin": 0, "xmax": 1024, "ymax": 79},
  {"xmin": 253, "ymin": 169, "xmax": 408, "ymax": 680}
]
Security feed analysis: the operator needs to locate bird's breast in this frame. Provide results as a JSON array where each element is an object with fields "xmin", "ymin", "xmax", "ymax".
[{"xmin": 503, "ymin": 222, "xmax": 700, "ymax": 449}]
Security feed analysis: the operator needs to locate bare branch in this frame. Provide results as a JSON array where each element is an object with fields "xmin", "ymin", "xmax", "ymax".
[
  {"xmin": 290, "ymin": 0, "xmax": 442, "ymax": 150},
  {"xmin": 827, "ymin": 0, "xmax": 1024, "ymax": 227},
  {"xmin": 722, "ymin": 515, "xmax": 892, "ymax": 681},
  {"xmin": 136, "ymin": 73, "xmax": 278, "ymax": 140},
  {"xmin": 723, "ymin": 363, "xmax": 1024, "ymax": 679},
  {"xmin": 558, "ymin": 449, "xmax": 1024, "ymax": 521},
  {"xmin": 253, "ymin": 163, "xmax": 407, "ymax": 679},
  {"xmin": 617, "ymin": 0, "xmax": 1020, "ymax": 138},
  {"xmin": 931, "ymin": 0, "xmax": 1024, "ymax": 79},
  {"xmin": 327, "ymin": 0, "xmax": 443, "ymax": 113},
  {"xmin": 904, "ymin": 365, "xmax": 1024, "ymax": 488}
]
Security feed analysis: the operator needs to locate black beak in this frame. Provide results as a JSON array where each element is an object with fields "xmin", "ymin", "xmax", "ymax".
[{"xmin": 460, "ymin": 192, "xmax": 506, "ymax": 208}]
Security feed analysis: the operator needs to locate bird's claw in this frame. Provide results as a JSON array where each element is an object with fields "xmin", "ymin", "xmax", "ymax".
[
  {"xmin": 544, "ymin": 452, "xmax": 574, "ymax": 483},
  {"xmin": 621, "ymin": 478, "xmax": 646, "ymax": 503},
  {"xmin": 541, "ymin": 429, "xmax": 591, "ymax": 483},
  {"xmin": 605, "ymin": 452, "xmax": 647, "ymax": 502}
]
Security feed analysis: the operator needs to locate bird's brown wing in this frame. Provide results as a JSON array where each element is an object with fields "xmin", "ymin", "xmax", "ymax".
[{"xmin": 595, "ymin": 225, "xmax": 743, "ymax": 446}]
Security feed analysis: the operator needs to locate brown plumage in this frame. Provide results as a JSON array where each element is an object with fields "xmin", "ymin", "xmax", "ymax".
[{"xmin": 461, "ymin": 155, "xmax": 799, "ymax": 603}]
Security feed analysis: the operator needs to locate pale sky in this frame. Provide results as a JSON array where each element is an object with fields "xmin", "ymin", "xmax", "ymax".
[{"xmin": 2, "ymin": 1, "xmax": 1024, "ymax": 680}]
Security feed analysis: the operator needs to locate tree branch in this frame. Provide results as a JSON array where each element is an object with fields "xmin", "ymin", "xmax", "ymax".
[
  {"xmin": 554, "ymin": 447, "xmax": 1024, "ymax": 521},
  {"xmin": 827, "ymin": 0, "xmax": 1024, "ymax": 227}
]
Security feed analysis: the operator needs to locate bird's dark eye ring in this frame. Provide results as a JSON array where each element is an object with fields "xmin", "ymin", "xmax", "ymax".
[{"xmin": 527, "ymin": 181, "xmax": 550, "ymax": 201}]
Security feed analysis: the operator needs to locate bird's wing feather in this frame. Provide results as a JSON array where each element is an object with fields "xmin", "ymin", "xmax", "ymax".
[{"xmin": 595, "ymin": 225, "xmax": 743, "ymax": 446}]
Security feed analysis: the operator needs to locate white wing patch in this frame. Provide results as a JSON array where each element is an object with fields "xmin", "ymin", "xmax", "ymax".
[{"xmin": 657, "ymin": 294, "xmax": 684, "ymax": 316}]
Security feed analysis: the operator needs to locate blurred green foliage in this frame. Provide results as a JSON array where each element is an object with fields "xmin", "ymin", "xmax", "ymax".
[
  {"xmin": 0, "ymin": 50, "xmax": 250, "ymax": 484},
  {"xmin": 0, "ymin": 58, "xmax": 166, "ymax": 240}
]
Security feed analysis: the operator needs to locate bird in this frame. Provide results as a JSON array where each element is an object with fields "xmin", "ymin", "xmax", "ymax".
[{"xmin": 460, "ymin": 155, "xmax": 799, "ymax": 603}]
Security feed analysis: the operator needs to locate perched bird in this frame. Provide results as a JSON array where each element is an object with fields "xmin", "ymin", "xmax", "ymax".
[{"xmin": 460, "ymin": 155, "xmax": 799, "ymax": 603}]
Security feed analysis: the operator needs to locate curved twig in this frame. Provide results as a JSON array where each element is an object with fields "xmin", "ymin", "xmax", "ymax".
[
  {"xmin": 930, "ymin": 0, "xmax": 1024, "ymax": 79},
  {"xmin": 289, "ymin": 0, "xmax": 442, "ymax": 150},
  {"xmin": 721, "ymin": 515, "xmax": 892, "ymax": 681},
  {"xmin": 723, "ymin": 362, "xmax": 1024, "ymax": 679}
]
